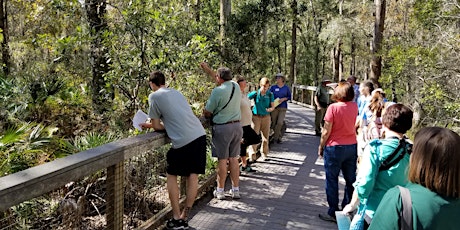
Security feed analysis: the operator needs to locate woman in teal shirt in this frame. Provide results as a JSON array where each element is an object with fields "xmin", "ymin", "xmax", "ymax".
[
  {"xmin": 342, "ymin": 104, "xmax": 414, "ymax": 228},
  {"xmin": 370, "ymin": 127, "xmax": 460, "ymax": 230},
  {"xmin": 248, "ymin": 77, "xmax": 275, "ymax": 160}
]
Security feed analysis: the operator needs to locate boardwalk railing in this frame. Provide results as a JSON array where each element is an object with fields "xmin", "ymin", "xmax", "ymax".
[
  {"xmin": 0, "ymin": 132, "xmax": 175, "ymax": 229},
  {"xmin": 291, "ymin": 84, "xmax": 318, "ymax": 108}
]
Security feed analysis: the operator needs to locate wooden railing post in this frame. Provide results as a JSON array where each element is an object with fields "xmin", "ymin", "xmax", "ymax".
[
  {"xmin": 107, "ymin": 162, "xmax": 124, "ymax": 230},
  {"xmin": 310, "ymin": 89, "xmax": 315, "ymax": 107}
]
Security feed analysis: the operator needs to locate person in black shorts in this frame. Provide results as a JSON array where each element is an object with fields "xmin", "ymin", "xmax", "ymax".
[{"xmin": 140, "ymin": 71, "xmax": 207, "ymax": 230}]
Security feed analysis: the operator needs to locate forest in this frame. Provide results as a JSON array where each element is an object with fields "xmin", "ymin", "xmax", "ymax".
[{"xmin": 0, "ymin": 0, "xmax": 459, "ymax": 190}]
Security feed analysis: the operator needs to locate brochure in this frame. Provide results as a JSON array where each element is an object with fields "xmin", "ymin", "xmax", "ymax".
[{"xmin": 133, "ymin": 110, "xmax": 149, "ymax": 131}]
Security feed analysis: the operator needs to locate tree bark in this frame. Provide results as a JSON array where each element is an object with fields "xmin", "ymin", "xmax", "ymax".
[
  {"xmin": 85, "ymin": 0, "xmax": 113, "ymax": 114},
  {"xmin": 0, "ymin": 0, "xmax": 10, "ymax": 76},
  {"xmin": 220, "ymin": 0, "xmax": 231, "ymax": 56},
  {"xmin": 350, "ymin": 33, "xmax": 356, "ymax": 76},
  {"xmin": 195, "ymin": 0, "xmax": 201, "ymax": 22},
  {"xmin": 289, "ymin": 0, "xmax": 298, "ymax": 84},
  {"xmin": 276, "ymin": 24, "xmax": 282, "ymax": 72},
  {"xmin": 370, "ymin": 0, "xmax": 386, "ymax": 81}
]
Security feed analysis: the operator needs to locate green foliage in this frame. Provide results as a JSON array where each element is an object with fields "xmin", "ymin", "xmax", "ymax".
[
  {"xmin": 413, "ymin": 0, "xmax": 441, "ymax": 27},
  {"xmin": 0, "ymin": 123, "xmax": 59, "ymax": 176},
  {"xmin": 71, "ymin": 132, "xmax": 120, "ymax": 152}
]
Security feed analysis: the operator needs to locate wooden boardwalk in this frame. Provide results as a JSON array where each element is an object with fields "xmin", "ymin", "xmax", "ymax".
[{"xmin": 183, "ymin": 103, "xmax": 342, "ymax": 230}]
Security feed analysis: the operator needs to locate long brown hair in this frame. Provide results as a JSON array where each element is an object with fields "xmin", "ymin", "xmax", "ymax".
[{"xmin": 409, "ymin": 127, "xmax": 460, "ymax": 198}]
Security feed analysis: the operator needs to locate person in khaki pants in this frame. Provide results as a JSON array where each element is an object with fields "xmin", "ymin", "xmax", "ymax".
[
  {"xmin": 248, "ymin": 77, "xmax": 275, "ymax": 161},
  {"xmin": 269, "ymin": 73, "xmax": 291, "ymax": 144}
]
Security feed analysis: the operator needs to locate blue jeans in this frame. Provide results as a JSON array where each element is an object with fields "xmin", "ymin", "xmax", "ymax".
[{"xmin": 323, "ymin": 144, "xmax": 357, "ymax": 217}]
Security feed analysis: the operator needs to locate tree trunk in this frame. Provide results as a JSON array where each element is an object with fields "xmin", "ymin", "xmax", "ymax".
[
  {"xmin": 195, "ymin": 0, "xmax": 201, "ymax": 22},
  {"xmin": 289, "ymin": 0, "xmax": 298, "ymax": 83},
  {"xmin": 332, "ymin": 41, "xmax": 340, "ymax": 82},
  {"xmin": 85, "ymin": 0, "xmax": 113, "ymax": 114},
  {"xmin": 220, "ymin": 0, "xmax": 231, "ymax": 56},
  {"xmin": 276, "ymin": 24, "xmax": 282, "ymax": 72},
  {"xmin": 370, "ymin": 0, "xmax": 386, "ymax": 81},
  {"xmin": 350, "ymin": 33, "xmax": 356, "ymax": 76},
  {"xmin": 0, "ymin": 0, "xmax": 10, "ymax": 76}
]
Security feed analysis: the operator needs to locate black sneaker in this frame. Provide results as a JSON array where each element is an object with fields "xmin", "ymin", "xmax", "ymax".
[
  {"xmin": 165, "ymin": 218, "xmax": 189, "ymax": 230},
  {"xmin": 318, "ymin": 213, "xmax": 336, "ymax": 223}
]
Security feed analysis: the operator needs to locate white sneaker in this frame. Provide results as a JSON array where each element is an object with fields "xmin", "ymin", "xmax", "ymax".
[
  {"xmin": 230, "ymin": 189, "xmax": 240, "ymax": 199},
  {"xmin": 213, "ymin": 190, "xmax": 225, "ymax": 200}
]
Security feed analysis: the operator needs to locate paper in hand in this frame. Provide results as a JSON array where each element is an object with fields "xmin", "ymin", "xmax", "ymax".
[
  {"xmin": 133, "ymin": 110, "xmax": 149, "ymax": 131},
  {"xmin": 273, "ymin": 98, "xmax": 281, "ymax": 107}
]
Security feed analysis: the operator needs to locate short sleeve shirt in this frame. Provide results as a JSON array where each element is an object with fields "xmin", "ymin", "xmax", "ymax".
[
  {"xmin": 148, "ymin": 87, "xmax": 205, "ymax": 148},
  {"xmin": 324, "ymin": 101, "xmax": 358, "ymax": 146},
  {"xmin": 270, "ymin": 84, "xmax": 291, "ymax": 108},
  {"xmin": 205, "ymin": 81, "xmax": 241, "ymax": 124},
  {"xmin": 248, "ymin": 90, "xmax": 274, "ymax": 116},
  {"xmin": 240, "ymin": 93, "xmax": 252, "ymax": 126}
]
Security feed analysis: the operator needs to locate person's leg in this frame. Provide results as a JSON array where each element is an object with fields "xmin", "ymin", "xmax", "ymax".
[
  {"xmin": 270, "ymin": 108, "xmax": 280, "ymax": 132},
  {"xmin": 248, "ymin": 116, "xmax": 261, "ymax": 160},
  {"xmin": 323, "ymin": 146, "xmax": 341, "ymax": 217},
  {"xmin": 228, "ymin": 157, "xmax": 240, "ymax": 187},
  {"xmin": 216, "ymin": 159, "xmax": 228, "ymax": 189},
  {"xmin": 180, "ymin": 173, "xmax": 198, "ymax": 220},
  {"xmin": 260, "ymin": 116, "xmax": 271, "ymax": 157},
  {"xmin": 240, "ymin": 143, "xmax": 249, "ymax": 168},
  {"xmin": 320, "ymin": 107, "xmax": 327, "ymax": 128},
  {"xmin": 340, "ymin": 144, "xmax": 358, "ymax": 209},
  {"xmin": 228, "ymin": 123, "xmax": 242, "ymax": 186},
  {"xmin": 166, "ymin": 174, "xmax": 181, "ymax": 219},
  {"xmin": 314, "ymin": 106, "xmax": 322, "ymax": 134},
  {"xmin": 273, "ymin": 108, "xmax": 287, "ymax": 141}
]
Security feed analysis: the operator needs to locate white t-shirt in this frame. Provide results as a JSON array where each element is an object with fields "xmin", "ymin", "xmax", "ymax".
[{"xmin": 240, "ymin": 93, "xmax": 252, "ymax": 126}]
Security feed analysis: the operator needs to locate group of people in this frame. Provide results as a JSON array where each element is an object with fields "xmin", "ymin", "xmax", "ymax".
[
  {"xmin": 316, "ymin": 78, "xmax": 460, "ymax": 229},
  {"xmin": 140, "ymin": 63, "xmax": 291, "ymax": 230}
]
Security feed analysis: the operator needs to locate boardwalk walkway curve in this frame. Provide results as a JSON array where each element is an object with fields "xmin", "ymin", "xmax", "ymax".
[{"xmin": 184, "ymin": 103, "xmax": 342, "ymax": 230}]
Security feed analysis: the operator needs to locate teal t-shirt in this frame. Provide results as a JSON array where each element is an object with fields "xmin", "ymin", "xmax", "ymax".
[
  {"xmin": 370, "ymin": 183, "xmax": 460, "ymax": 230},
  {"xmin": 248, "ymin": 89, "xmax": 274, "ymax": 116},
  {"xmin": 205, "ymin": 81, "xmax": 241, "ymax": 124},
  {"xmin": 354, "ymin": 138, "xmax": 411, "ymax": 218}
]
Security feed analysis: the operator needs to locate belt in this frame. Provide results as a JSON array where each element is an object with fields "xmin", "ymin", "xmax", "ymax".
[
  {"xmin": 253, "ymin": 114, "xmax": 269, "ymax": 117},
  {"xmin": 214, "ymin": 120, "xmax": 240, "ymax": 125}
]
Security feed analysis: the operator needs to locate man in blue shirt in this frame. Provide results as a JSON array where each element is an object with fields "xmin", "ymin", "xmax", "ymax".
[{"xmin": 269, "ymin": 73, "xmax": 291, "ymax": 143}]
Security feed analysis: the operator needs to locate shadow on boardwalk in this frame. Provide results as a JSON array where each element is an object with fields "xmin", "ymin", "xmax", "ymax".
[{"xmin": 186, "ymin": 103, "xmax": 341, "ymax": 230}]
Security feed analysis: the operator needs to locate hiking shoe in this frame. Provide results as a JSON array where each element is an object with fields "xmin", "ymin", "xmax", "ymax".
[
  {"xmin": 165, "ymin": 218, "xmax": 189, "ymax": 230},
  {"xmin": 276, "ymin": 139, "xmax": 282, "ymax": 144},
  {"xmin": 244, "ymin": 166, "xmax": 256, "ymax": 172},
  {"xmin": 230, "ymin": 189, "xmax": 240, "ymax": 199},
  {"xmin": 318, "ymin": 213, "xmax": 337, "ymax": 223},
  {"xmin": 240, "ymin": 165, "xmax": 256, "ymax": 172},
  {"xmin": 213, "ymin": 190, "xmax": 225, "ymax": 200}
]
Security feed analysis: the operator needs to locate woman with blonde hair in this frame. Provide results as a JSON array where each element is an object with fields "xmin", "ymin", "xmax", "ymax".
[{"xmin": 370, "ymin": 127, "xmax": 460, "ymax": 229}]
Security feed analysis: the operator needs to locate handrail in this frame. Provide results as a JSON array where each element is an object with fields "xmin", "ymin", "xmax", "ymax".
[
  {"xmin": 291, "ymin": 84, "xmax": 318, "ymax": 109},
  {"xmin": 0, "ymin": 132, "xmax": 170, "ymax": 229}
]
